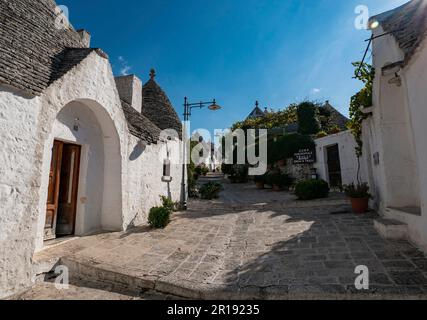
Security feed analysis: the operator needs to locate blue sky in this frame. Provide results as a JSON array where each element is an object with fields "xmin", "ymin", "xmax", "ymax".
[{"xmin": 61, "ymin": 0, "xmax": 408, "ymax": 138}]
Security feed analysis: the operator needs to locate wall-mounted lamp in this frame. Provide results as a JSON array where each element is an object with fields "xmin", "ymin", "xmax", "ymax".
[
  {"xmin": 310, "ymin": 168, "xmax": 318, "ymax": 180},
  {"xmin": 162, "ymin": 145, "xmax": 173, "ymax": 182},
  {"xmin": 369, "ymin": 20, "xmax": 379, "ymax": 30},
  {"xmin": 73, "ymin": 118, "xmax": 80, "ymax": 132},
  {"xmin": 388, "ymin": 73, "xmax": 402, "ymax": 87}
]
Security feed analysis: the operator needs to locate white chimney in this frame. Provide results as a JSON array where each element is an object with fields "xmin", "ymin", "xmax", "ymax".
[
  {"xmin": 77, "ymin": 29, "xmax": 91, "ymax": 48},
  {"xmin": 115, "ymin": 75, "xmax": 143, "ymax": 113}
]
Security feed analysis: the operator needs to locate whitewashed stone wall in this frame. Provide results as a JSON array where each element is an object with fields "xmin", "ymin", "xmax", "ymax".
[
  {"xmin": 0, "ymin": 85, "xmax": 43, "ymax": 299},
  {"xmin": 0, "ymin": 51, "xmax": 184, "ymax": 298},
  {"xmin": 125, "ymin": 136, "xmax": 182, "ymax": 227},
  {"xmin": 314, "ymin": 130, "xmax": 367, "ymax": 186},
  {"xmin": 362, "ymin": 25, "xmax": 427, "ymax": 252}
]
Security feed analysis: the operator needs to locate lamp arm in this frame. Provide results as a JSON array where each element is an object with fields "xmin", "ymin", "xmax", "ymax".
[{"xmin": 186, "ymin": 101, "xmax": 215, "ymax": 107}]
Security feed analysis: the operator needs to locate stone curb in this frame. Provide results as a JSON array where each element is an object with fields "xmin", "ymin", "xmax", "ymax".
[{"xmin": 60, "ymin": 256, "xmax": 427, "ymax": 300}]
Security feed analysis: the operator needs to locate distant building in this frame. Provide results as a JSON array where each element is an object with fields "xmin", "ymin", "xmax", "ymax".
[
  {"xmin": 244, "ymin": 100, "xmax": 348, "ymax": 137},
  {"xmin": 246, "ymin": 101, "xmax": 267, "ymax": 120}
]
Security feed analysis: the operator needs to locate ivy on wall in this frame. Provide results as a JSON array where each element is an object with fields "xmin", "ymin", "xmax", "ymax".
[
  {"xmin": 267, "ymin": 134, "xmax": 315, "ymax": 165},
  {"xmin": 347, "ymin": 62, "xmax": 375, "ymax": 157}
]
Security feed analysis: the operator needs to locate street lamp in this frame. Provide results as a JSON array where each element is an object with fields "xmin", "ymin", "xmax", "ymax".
[{"xmin": 181, "ymin": 97, "xmax": 222, "ymax": 210}]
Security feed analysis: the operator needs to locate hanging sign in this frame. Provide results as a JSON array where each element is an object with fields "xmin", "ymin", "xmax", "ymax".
[{"xmin": 293, "ymin": 148, "xmax": 316, "ymax": 164}]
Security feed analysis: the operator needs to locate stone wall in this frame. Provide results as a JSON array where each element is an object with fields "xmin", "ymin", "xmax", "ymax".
[
  {"xmin": 282, "ymin": 159, "xmax": 312, "ymax": 183},
  {"xmin": 0, "ymin": 85, "xmax": 43, "ymax": 299},
  {"xmin": 125, "ymin": 135, "xmax": 183, "ymax": 228}
]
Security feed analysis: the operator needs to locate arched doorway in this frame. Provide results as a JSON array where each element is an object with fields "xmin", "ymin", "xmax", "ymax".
[{"xmin": 40, "ymin": 99, "xmax": 123, "ymax": 242}]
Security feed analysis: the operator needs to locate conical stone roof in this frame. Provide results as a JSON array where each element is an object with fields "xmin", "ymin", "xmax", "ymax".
[{"xmin": 141, "ymin": 74, "xmax": 182, "ymax": 138}]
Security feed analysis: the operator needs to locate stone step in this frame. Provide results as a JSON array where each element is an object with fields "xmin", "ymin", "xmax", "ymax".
[{"xmin": 374, "ymin": 218, "xmax": 408, "ymax": 241}]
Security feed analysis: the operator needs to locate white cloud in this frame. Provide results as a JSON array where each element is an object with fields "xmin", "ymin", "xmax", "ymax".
[
  {"xmin": 118, "ymin": 56, "xmax": 132, "ymax": 76},
  {"xmin": 311, "ymin": 88, "xmax": 321, "ymax": 94}
]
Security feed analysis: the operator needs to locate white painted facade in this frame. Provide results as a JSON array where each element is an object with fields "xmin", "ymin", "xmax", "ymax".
[
  {"xmin": 314, "ymin": 130, "xmax": 367, "ymax": 186},
  {"xmin": 0, "ymin": 51, "xmax": 183, "ymax": 298},
  {"xmin": 362, "ymin": 24, "xmax": 427, "ymax": 252}
]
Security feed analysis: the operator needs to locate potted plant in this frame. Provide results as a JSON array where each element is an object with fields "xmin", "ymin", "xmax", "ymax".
[
  {"xmin": 266, "ymin": 172, "xmax": 293, "ymax": 191},
  {"xmin": 295, "ymin": 179, "xmax": 330, "ymax": 200},
  {"xmin": 343, "ymin": 183, "xmax": 371, "ymax": 214},
  {"xmin": 253, "ymin": 174, "xmax": 266, "ymax": 189},
  {"xmin": 199, "ymin": 182, "xmax": 223, "ymax": 200},
  {"xmin": 277, "ymin": 159, "xmax": 286, "ymax": 167}
]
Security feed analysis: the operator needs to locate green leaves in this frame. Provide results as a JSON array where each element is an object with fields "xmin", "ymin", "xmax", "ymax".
[
  {"xmin": 199, "ymin": 182, "xmax": 223, "ymax": 200},
  {"xmin": 297, "ymin": 102, "xmax": 321, "ymax": 135},
  {"xmin": 348, "ymin": 62, "xmax": 375, "ymax": 158},
  {"xmin": 295, "ymin": 179, "xmax": 330, "ymax": 200},
  {"xmin": 231, "ymin": 105, "xmax": 298, "ymax": 131},
  {"xmin": 148, "ymin": 206, "xmax": 171, "ymax": 229}
]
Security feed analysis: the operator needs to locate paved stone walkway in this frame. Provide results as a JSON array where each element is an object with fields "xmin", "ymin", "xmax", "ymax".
[
  {"xmin": 30, "ymin": 180, "xmax": 427, "ymax": 299},
  {"xmin": 12, "ymin": 281, "xmax": 180, "ymax": 300}
]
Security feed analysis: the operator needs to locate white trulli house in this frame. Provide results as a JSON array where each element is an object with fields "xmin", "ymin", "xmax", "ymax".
[
  {"xmin": 0, "ymin": 0, "xmax": 185, "ymax": 298},
  {"xmin": 362, "ymin": 0, "xmax": 427, "ymax": 251}
]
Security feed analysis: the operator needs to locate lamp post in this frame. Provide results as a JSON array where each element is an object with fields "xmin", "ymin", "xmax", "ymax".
[{"xmin": 181, "ymin": 97, "xmax": 222, "ymax": 210}]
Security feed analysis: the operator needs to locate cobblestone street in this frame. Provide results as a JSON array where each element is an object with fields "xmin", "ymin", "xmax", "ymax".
[{"xmin": 30, "ymin": 180, "xmax": 427, "ymax": 299}]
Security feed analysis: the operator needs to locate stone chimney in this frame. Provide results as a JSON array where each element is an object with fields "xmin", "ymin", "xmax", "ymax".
[
  {"xmin": 115, "ymin": 75, "xmax": 143, "ymax": 113},
  {"xmin": 77, "ymin": 29, "xmax": 91, "ymax": 48}
]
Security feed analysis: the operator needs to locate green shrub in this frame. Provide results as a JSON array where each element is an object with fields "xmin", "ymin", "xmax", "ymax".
[
  {"xmin": 195, "ymin": 166, "xmax": 203, "ymax": 176},
  {"xmin": 199, "ymin": 182, "xmax": 223, "ymax": 200},
  {"xmin": 343, "ymin": 183, "xmax": 371, "ymax": 199},
  {"xmin": 187, "ymin": 163, "xmax": 199, "ymax": 198},
  {"xmin": 148, "ymin": 206, "xmax": 171, "ymax": 228},
  {"xmin": 201, "ymin": 167, "xmax": 209, "ymax": 176},
  {"xmin": 266, "ymin": 172, "xmax": 294, "ymax": 189},
  {"xmin": 253, "ymin": 174, "xmax": 266, "ymax": 184},
  {"xmin": 316, "ymin": 131, "xmax": 328, "ymax": 139},
  {"xmin": 221, "ymin": 164, "xmax": 235, "ymax": 175},
  {"xmin": 295, "ymin": 179, "xmax": 330, "ymax": 200},
  {"xmin": 160, "ymin": 195, "xmax": 177, "ymax": 212},
  {"xmin": 229, "ymin": 165, "xmax": 249, "ymax": 183},
  {"xmin": 328, "ymin": 125, "xmax": 341, "ymax": 135}
]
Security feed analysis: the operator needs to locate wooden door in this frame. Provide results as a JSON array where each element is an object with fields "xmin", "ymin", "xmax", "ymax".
[
  {"xmin": 44, "ymin": 141, "xmax": 63, "ymax": 240},
  {"xmin": 56, "ymin": 144, "xmax": 81, "ymax": 236},
  {"xmin": 327, "ymin": 144, "xmax": 342, "ymax": 188}
]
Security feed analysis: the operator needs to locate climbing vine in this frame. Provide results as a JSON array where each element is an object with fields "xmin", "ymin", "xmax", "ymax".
[{"xmin": 347, "ymin": 62, "xmax": 375, "ymax": 158}]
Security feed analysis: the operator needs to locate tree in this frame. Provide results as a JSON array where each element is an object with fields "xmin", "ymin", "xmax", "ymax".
[
  {"xmin": 297, "ymin": 102, "xmax": 321, "ymax": 135},
  {"xmin": 231, "ymin": 104, "xmax": 298, "ymax": 131},
  {"xmin": 347, "ymin": 61, "xmax": 375, "ymax": 182}
]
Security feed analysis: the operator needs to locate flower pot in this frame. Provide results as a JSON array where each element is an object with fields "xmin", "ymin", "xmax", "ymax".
[
  {"xmin": 277, "ymin": 159, "xmax": 286, "ymax": 167},
  {"xmin": 255, "ymin": 182, "xmax": 265, "ymax": 189},
  {"xmin": 272, "ymin": 185, "xmax": 283, "ymax": 192},
  {"xmin": 349, "ymin": 197, "xmax": 369, "ymax": 214}
]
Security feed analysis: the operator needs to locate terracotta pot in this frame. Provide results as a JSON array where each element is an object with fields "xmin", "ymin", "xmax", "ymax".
[
  {"xmin": 349, "ymin": 197, "xmax": 369, "ymax": 214},
  {"xmin": 255, "ymin": 182, "xmax": 265, "ymax": 189},
  {"xmin": 272, "ymin": 185, "xmax": 283, "ymax": 192}
]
